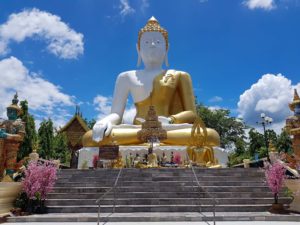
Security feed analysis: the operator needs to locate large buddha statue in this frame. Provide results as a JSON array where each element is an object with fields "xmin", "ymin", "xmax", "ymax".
[{"xmin": 82, "ymin": 17, "xmax": 220, "ymax": 151}]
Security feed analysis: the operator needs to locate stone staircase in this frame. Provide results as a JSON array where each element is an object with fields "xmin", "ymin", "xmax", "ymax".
[{"xmin": 7, "ymin": 168, "xmax": 295, "ymax": 222}]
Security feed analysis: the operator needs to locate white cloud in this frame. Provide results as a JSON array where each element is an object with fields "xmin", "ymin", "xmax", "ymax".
[
  {"xmin": 209, "ymin": 96, "xmax": 223, "ymax": 103},
  {"xmin": 0, "ymin": 8, "xmax": 84, "ymax": 59},
  {"xmin": 238, "ymin": 73, "xmax": 300, "ymax": 133},
  {"xmin": 119, "ymin": 0, "xmax": 135, "ymax": 17},
  {"xmin": 208, "ymin": 105, "xmax": 222, "ymax": 111},
  {"xmin": 141, "ymin": 0, "xmax": 150, "ymax": 12},
  {"xmin": 93, "ymin": 95, "xmax": 112, "ymax": 120},
  {"xmin": 93, "ymin": 95, "xmax": 136, "ymax": 124},
  {"xmin": 0, "ymin": 56, "xmax": 74, "ymax": 126},
  {"xmin": 244, "ymin": 0, "xmax": 276, "ymax": 10}
]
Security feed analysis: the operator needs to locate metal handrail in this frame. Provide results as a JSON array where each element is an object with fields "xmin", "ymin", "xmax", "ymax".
[
  {"xmin": 96, "ymin": 168, "xmax": 123, "ymax": 225},
  {"xmin": 186, "ymin": 153, "xmax": 218, "ymax": 225}
]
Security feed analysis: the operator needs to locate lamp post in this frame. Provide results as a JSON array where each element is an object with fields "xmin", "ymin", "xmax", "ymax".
[{"xmin": 257, "ymin": 113, "xmax": 273, "ymax": 162}]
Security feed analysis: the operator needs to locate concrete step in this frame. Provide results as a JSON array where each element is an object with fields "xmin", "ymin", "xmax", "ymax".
[
  {"xmin": 45, "ymin": 197, "xmax": 292, "ymax": 206},
  {"xmin": 57, "ymin": 168, "xmax": 264, "ymax": 176},
  {"xmin": 51, "ymin": 185, "xmax": 270, "ymax": 193},
  {"xmin": 46, "ymin": 204, "xmax": 274, "ymax": 213},
  {"xmin": 7, "ymin": 212, "xmax": 300, "ymax": 223},
  {"xmin": 47, "ymin": 191, "xmax": 276, "ymax": 199},
  {"xmin": 57, "ymin": 176, "xmax": 264, "ymax": 183},
  {"xmin": 54, "ymin": 181, "xmax": 265, "ymax": 187}
]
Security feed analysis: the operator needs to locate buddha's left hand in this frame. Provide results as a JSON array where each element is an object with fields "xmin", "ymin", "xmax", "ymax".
[{"xmin": 158, "ymin": 116, "xmax": 172, "ymax": 124}]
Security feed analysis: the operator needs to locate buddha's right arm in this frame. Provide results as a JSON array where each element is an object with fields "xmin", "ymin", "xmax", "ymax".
[
  {"xmin": 110, "ymin": 73, "xmax": 130, "ymax": 125},
  {"xmin": 95, "ymin": 73, "xmax": 129, "ymax": 125},
  {"xmin": 92, "ymin": 73, "xmax": 129, "ymax": 142}
]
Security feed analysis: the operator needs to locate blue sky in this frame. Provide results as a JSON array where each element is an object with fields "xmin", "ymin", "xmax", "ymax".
[{"xmin": 0, "ymin": 0, "xmax": 299, "ymax": 131}]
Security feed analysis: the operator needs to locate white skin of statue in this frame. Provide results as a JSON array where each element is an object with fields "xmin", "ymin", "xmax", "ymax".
[{"xmin": 92, "ymin": 32, "xmax": 171, "ymax": 142}]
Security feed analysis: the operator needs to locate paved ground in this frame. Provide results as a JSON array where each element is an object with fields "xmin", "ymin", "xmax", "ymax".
[
  {"xmin": 3, "ymin": 222, "xmax": 300, "ymax": 225},
  {"xmin": 4, "ymin": 212, "xmax": 300, "ymax": 223}
]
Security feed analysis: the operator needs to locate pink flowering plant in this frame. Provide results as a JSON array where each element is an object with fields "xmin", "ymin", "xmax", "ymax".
[
  {"xmin": 22, "ymin": 161, "xmax": 57, "ymax": 201},
  {"xmin": 93, "ymin": 155, "xmax": 99, "ymax": 168},
  {"xmin": 264, "ymin": 161, "xmax": 286, "ymax": 204},
  {"xmin": 174, "ymin": 153, "xmax": 182, "ymax": 165}
]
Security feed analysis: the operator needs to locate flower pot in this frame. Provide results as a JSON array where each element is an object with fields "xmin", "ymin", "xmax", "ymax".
[
  {"xmin": 269, "ymin": 203, "xmax": 285, "ymax": 214},
  {"xmin": 0, "ymin": 182, "xmax": 22, "ymax": 214},
  {"xmin": 26, "ymin": 199, "xmax": 47, "ymax": 214}
]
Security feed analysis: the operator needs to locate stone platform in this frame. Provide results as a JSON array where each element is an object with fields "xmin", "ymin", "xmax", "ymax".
[{"xmin": 6, "ymin": 168, "xmax": 298, "ymax": 222}]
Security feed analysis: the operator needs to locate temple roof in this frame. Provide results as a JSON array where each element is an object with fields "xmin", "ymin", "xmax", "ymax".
[{"xmin": 60, "ymin": 114, "xmax": 89, "ymax": 133}]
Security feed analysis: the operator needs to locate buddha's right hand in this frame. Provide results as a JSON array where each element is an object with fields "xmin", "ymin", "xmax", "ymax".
[{"xmin": 92, "ymin": 120, "xmax": 113, "ymax": 142}]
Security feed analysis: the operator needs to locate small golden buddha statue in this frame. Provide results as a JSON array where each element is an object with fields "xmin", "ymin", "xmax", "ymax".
[
  {"xmin": 147, "ymin": 147, "xmax": 158, "ymax": 168},
  {"xmin": 82, "ymin": 17, "xmax": 220, "ymax": 158}
]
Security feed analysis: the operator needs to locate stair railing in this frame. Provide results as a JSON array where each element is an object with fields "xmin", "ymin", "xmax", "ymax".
[
  {"xmin": 186, "ymin": 153, "xmax": 218, "ymax": 225},
  {"xmin": 96, "ymin": 168, "xmax": 123, "ymax": 225}
]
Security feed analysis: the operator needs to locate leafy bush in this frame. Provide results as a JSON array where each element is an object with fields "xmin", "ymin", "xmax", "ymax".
[{"xmin": 14, "ymin": 192, "xmax": 29, "ymax": 211}]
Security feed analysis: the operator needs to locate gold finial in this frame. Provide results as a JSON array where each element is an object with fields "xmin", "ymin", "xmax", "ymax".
[
  {"xmin": 32, "ymin": 140, "xmax": 39, "ymax": 153},
  {"xmin": 294, "ymin": 89, "xmax": 300, "ymax": 101},
  {"xmin": 289, "ymin": 89, "xmax": 300, "ymax": 112},
  {"xmin": 7, "ymin": 92, "xmax": 22, "ymax": 115},
  {"xmin": 189, "ymin": 117, "xmax": 208, "ymax": 148},
  {"xmin": 269, "ymin": 140, "xmax": 277, "ymax": 152},
  {"xmin": 138, "ymin": 16, "xmax": 168, "ymax": 50}
]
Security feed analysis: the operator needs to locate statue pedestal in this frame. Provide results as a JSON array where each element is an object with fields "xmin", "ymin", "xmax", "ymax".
[
  {"xmin": 293, "ymin": 133, "xmax": 300, "ymax": 158},
  {"xmin": 0, "ymin": 139, "xmax": 5, "ymax": 177},
  {"xmin": 4, "ymin": 138, "xmax": 22, "ymax": 171},
  {"xmin": 78, "ymin": 146, "xmax": 230, "ymax": 168},
  {"xmin": 0, "ymin": 182, "xmax": 22, "ymax": 215}
]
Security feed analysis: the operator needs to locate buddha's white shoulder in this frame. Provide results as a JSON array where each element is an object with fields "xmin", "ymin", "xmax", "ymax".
[{"xmin": 116, "ymin": 70, "xmax": 136, "ymax": 79}]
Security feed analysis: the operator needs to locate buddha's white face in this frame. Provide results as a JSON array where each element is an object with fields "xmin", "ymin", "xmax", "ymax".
[{"xmin": 138, "ymin": 32, "xmax": 167, "ymax": 68}]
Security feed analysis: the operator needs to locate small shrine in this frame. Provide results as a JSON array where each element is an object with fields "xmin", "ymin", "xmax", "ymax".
[
  {"xmin": 285, "ymin": 89, "xmax": 300, "ymax": 158},
  {"xmin": 59, "ymin": 106, "xmax": 90, "ymax": 168}
]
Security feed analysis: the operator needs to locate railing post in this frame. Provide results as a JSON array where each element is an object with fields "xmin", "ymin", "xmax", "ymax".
[
  {"xmin": 96, "ymin": 168, "xmax": 123, "ymax": 223},
  {"xmin": 97, "ymin": 203, "xmax": 100, "ymax": 225},
  {"xmin": 113, "ymin": 185, "xmax": 116, "ymax": 213},
  {"xmin": 186, "ymin": 153, "xmax": 217, "ymax": 224}
]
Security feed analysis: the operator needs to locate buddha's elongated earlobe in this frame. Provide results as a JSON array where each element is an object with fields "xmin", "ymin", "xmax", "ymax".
[
  {"xmin": 165, "ymin": 46, "xmax": 169, "ymax": 67},
  {"xmin": 165, "ymin": 54, "xmax": 169, "ymax": 67},
  {"xmin": 136, "ymin": 44, "xmax": 142, "ymax": 67}
]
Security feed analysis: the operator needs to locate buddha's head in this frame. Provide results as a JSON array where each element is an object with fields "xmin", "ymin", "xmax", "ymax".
[{"xmin": 137, "ymin": 16, "xmax": 169, "ymax": 68}]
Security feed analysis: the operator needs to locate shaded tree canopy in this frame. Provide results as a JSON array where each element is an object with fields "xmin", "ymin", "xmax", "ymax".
[
  {"xmin": 38, "ymin": 118, "xmax": 54, "ymax": 159},
  {"xmin": 196, "ymin": 103, "xmax": 248, "ymax": 148},
  {"xmin": 18, "ymin": 100, "xmax": 37, "ymax": 161}
]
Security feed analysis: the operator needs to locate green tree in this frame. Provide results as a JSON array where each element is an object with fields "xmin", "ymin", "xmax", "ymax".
[
  {"xmin": 196, "ymin": 103, "xmax": 247, "ymax": 148},
  {"xmin": 276, "ymin": 130, "xmax": 293, "ymax": 153},
  {"xmin": 266, "ymin": 129, "xmax": 277, "ymax": 146},
  {"xmin": 18, "ymin": 100, "xmax": 37, "ymax": 161},
  {"xmin": 53, "ymin": 130, "xmax": 70, "ymax": 164},
  {"xmin": 86, "ymin": 118, "xmax": 96, "ymax": 130},
  {"xmin": 248, "ymin": 128, "xmax": 264, "ymax": 157},
  {"xmin": 38, "ymin": 119, "xmax": 54, "ymax": 159}
]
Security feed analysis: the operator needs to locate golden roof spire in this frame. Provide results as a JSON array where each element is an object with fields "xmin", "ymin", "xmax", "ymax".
[
  {"xmin": 138, "ymin": 16, "xmax": 168, "ymax": 50},
  {"xmin": 294, "ymin": 89, "xmax": 300, "ymax": 101},
  {"xmin": 289, "ymin": 89, "xmax": 300, "ymax": 112}
]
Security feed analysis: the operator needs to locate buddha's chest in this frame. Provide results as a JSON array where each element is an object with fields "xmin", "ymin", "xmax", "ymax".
[{"xmin": 130, "ymin": 71, "xmax": 179, "ymax": 103}]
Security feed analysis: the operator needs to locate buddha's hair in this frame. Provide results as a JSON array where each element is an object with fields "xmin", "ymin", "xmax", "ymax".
[{"xmin": 138, "ymin": 17, "xmax": 168, "ymax": 50}]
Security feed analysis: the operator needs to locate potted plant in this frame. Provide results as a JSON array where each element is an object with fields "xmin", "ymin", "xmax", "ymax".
[
  {"xmin": 93, "ymin": 155, "xmax": 100, "ymax": 169},
  {"xmin": 264, "ymin": 161, "xmax": 286, "ymax": 213},
  {"xmin": 22, "ymin": 161, "xmax": 57, "ymax": 214}
]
